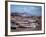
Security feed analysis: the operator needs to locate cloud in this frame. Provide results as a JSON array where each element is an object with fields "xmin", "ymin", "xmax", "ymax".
[{"xmin": 11, "ymin": 5, "xmax": 42, "ymax": 16}]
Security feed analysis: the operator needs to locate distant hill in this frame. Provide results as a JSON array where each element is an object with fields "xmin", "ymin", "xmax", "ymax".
[
  {"xmin": 11, "ymin": 12, "xmax": 41, "ymax": 16},
  {"xmin": 11, "ymin": 12, "xmax": 33, "ymax": 16}
]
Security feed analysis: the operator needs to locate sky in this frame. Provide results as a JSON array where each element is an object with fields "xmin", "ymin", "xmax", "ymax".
[{"xmin": 10, "ymin": 5, "xmax": 42, "ymax": 16}]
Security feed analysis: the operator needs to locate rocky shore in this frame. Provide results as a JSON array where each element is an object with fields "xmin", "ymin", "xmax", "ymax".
[{"xmin": 11, "ymin": 16, "xmax": 42, "ymax": 32}]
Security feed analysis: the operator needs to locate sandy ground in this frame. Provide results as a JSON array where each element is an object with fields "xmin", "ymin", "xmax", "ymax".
[{"xmin": 11, "ymin": 26, "xmax": 41, "ymax": 32}]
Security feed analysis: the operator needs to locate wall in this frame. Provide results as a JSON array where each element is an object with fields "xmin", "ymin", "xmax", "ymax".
[{"xmin": 5, "ymin": 0, "xmax": 45, "ymax": 3}]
